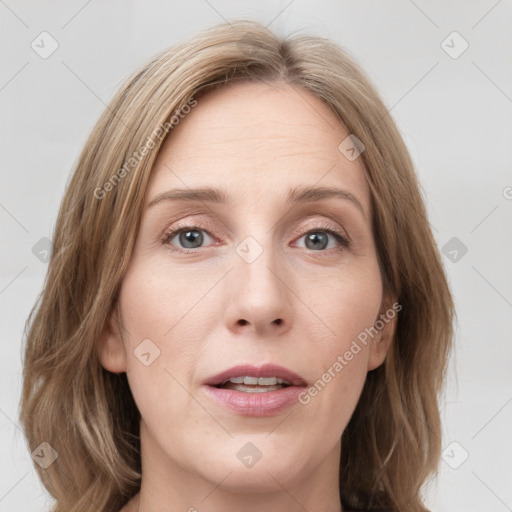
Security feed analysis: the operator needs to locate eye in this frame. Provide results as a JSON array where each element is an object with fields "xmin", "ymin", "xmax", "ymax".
[
  {"xmin": 295, "ymin": 224, "xmax": 349, "ymax": 251},
  {"xmin": 161, "ymin": 224, "xmax": 215, "ymax": 252},
  {"xmin": 161, "ymin": 220, "xmax": 350, "ymax": 253}
]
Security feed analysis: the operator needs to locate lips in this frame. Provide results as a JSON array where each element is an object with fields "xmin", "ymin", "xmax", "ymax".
[{"xmin": 203, "ymin": 364, "xmax": 308, "ymax": 417}]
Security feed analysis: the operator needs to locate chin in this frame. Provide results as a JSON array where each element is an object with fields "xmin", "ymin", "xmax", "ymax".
[
  {"xmin": 201, "ymin": 443, "xmax": 314, "ymax": 493},
  {"xmin": 206, "ymin": 464, "xmax": 299, "ymax": 494}
]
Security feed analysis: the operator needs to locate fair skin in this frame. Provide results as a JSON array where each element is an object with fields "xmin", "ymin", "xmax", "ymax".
[{"xmin": 99, "ymin": 81, "xmax": 396, "ymax": 512}]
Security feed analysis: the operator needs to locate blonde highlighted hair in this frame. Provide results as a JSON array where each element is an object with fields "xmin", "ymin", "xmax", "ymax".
[{"xmin": 20, "ymin": 20, "xmax": 454, "ymax": 512}]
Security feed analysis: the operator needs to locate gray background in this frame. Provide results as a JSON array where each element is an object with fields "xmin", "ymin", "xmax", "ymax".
[{"xmin": 1, "ymin": 1, "xmax": 511, "ymax": 511}]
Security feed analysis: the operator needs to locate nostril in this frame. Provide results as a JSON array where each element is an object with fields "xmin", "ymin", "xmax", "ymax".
[{"xmin": 236, "ymin": 318, "xmax": 283, "ymax": 326}]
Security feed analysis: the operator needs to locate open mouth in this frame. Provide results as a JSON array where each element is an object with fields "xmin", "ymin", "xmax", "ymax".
[
  {"xmin": 204, "ymin": 365, "xmax": 307, "ymax": 416},
  {"xmin": 215, "ymin": 376, "xmax": 291, "ymax": 393}
]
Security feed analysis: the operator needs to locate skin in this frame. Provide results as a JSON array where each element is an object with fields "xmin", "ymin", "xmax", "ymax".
[{"xmin": 99, "ymin": 81, "xmax": 396, "ymax": 512}]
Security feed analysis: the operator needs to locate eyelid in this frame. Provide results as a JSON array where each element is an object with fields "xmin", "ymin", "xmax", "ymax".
[{"xmin": 291, "ymin": 217, "xmax": 351, "ymax": 244}]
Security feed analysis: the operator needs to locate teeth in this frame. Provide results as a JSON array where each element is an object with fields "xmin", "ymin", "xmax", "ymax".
[
  {"xmin": 224, "ymin": 376, "xmax": 291, "ymax": 386},
  {"xmin": 228, "ymin": 384, "xmax": 283, "ymax": 393},
  {"xmin": 256, "ymin": 377, "xmax": 286, "ymax": 385}
]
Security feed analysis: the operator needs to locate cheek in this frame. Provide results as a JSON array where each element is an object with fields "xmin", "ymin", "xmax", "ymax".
[
  {"xmin": 298, "ymin": 262, "xmax": 382, "ymax": 418},
  {"xmin": 117, "ymin": 264, "xmax": 207, "ymax": 422},
  {"xmin": 118, "ymin": 254, "xmax": 222, "ymax": 361},
  {"xmin": 311, "ymin": 261, "xmax": 383, "ymax": 351}
]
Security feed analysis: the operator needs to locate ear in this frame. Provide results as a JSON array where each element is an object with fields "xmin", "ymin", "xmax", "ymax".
[
  {"xmin": 367, "ymin": 296, "xmax": 399, "ymax": 371},
  {"xmin": 97, "ymin": 302, "xmax": 128, "ymax": 373}
]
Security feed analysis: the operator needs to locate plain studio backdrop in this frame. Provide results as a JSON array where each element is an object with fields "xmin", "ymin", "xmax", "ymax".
[{"xmin": 1, "ymin": 1, "xmax": 511, "ymax": 511}]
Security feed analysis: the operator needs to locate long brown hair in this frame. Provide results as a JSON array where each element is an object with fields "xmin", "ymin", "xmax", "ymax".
[{"xmin": 19, "ymin": 19, "xmax": 454, "ymax": 512}]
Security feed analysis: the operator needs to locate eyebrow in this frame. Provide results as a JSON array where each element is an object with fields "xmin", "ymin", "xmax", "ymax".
[{"xmin": 147, "ymin": 185, "xmax": 366, "ymax": 218}]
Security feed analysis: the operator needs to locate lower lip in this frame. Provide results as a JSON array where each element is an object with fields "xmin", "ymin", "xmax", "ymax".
[{"xmin": 203, "ymin": 385, "xmax": 306, "ymax": 416}]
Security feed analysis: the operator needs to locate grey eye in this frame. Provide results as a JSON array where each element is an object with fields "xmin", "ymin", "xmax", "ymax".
[{"xmin": 170, "ymin": 229, "xmax": 213, "ymax": 249}]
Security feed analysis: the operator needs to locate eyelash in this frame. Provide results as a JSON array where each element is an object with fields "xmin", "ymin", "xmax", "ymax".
[{"xmin": 160, "ymin": 220, "xmax": 350, "ymax": 254}]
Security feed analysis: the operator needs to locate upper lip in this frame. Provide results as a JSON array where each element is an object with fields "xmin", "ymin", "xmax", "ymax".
[{"xmin": 204, "ymin": 364, "xmax": 308, "ymax": 387}]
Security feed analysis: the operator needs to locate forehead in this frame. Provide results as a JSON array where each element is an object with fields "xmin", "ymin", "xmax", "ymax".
[{"xmin": 147, "ymin": 81, "xmax": 370, "ymax": 212}]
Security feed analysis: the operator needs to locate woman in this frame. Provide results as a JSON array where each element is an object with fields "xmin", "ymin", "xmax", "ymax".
[{"xmin": 20, "ymin": 19, "xmax": 454, "ymax": 512}]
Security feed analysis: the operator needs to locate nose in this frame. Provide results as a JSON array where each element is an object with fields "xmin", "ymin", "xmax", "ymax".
[{"xmin": 224, "ymin": 238, "xmax": 293, "ymax": 338}]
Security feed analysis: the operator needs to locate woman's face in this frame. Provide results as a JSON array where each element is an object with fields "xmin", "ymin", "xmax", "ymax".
[{"xmin": 99, "ymin": 81, "xmax": 395, "ymax": 497}]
